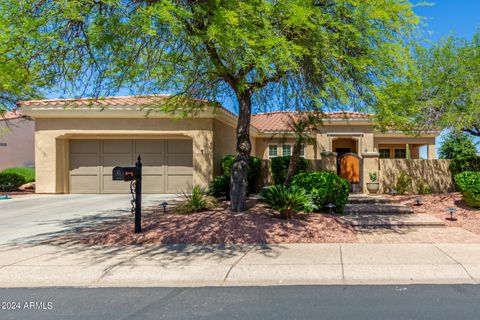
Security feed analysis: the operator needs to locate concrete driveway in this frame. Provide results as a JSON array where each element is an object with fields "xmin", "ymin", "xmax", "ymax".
[{"xmin": 0, "ymin": 194, "xmax": 176, "ymax": 244}]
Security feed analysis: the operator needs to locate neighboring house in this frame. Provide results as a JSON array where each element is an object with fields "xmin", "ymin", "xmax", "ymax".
[
  {"xmin": 0, "ymin": 110, "xmax": 35, "ymax": 171},
  {"xmin": 19, "ymin": 95, "xmax": 439, "ymax": 194}
]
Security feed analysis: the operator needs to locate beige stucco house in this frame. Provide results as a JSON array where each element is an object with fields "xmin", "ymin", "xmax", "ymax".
[
  {"xmin": 19, "ymin": 95, "xmax": 439, "ymax": 194},
  {"xmin": 0, "ymin": 111, "xmax": 35, "ymax": 171}
]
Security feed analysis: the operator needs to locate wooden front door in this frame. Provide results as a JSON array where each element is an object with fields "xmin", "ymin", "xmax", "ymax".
[{"xmin": 338, "ymin": 153, "xmax": 362, "ymax": 192}]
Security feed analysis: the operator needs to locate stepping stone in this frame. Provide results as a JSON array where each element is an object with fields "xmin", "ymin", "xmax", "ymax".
[
  {"xmin": 348, "ymin": 195, "xmax": 400, "ymax": 205},
  {"xmin": 340, "ymin": 214, "xmax": 445, "ymax": 228},
  {"xmin": 344, "ymin": 203, "xmax": 414, "ymax": 215}
]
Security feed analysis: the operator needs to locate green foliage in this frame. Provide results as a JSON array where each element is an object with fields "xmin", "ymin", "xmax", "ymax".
[
  {"xmin": 396, "ymin": 171, "xmax": 413, "ymax": 195},
  {"xmin": 416, "ymin": 179, "xmax": 432, "ymax": 195},
  {"xmin": 271, "ymin": 156, "xmax": 308, "ymax": 185},
  {"xmin": 450, "ymin": 156, "xmax": 480, "ymax": 176},
  {"xmin": 0, "ymin": 172, "xmax": 26, "ymax": 191},
  {"xmin": 175, "ymin": 186, "xmax": 217, "ymax": 213},
  {"xmin": 259, "ymin": 185, "xmax": 315, "ymax": 219},
  {"xmin": 373, "ymin": 31, "xmax": 480, "ymax": 137},
  {"xmin": 208, "ymin": 175, "xmax": 230, "ymax": 199},
  {"xmin": 221, "ymin": 155, "xmax": 262, "ymax": 193},
  {"xmin": 5, "ymin": 0, "xmax": 420, "ymax": 111},
  {"xmin": 290, "ymin": 172, "xmax": 350, "ymax": 213},
  {"xmin": 454, "ymin": 171, "xmax": 480, "ymax": 208},
  {"xmin": 369, "ymin": 172, "xmax": 378, "ymax": 182},
  {"xmin": 439, "ymin": 132, "xmax": 478, "ymax": 159},
  {"xmin": 6, "ymin": 0, "xmax": 421, "ymax": 210},
  {"xmin": 1, "ymin": 167, "xmax": 35, "ymax": 183}
]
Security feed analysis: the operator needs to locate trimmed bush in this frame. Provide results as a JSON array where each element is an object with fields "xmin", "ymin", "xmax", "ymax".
[
  {"xmin": 396, "ymin": 171, "xmax": 413, "ymax": 195},
  {"xmin": 416, "ymin": 179, "xmax": 432, "ymax": 195},
  {"xmin": 290, "ymin": 171, "xmax": 350, "ymax": 213},
  {"xmin": 260, "ymin": 185, "xmax": 315, "ymax": 219},
  {"xmin": 220, "ymin": 154, "xmax": 262, "ymax": 193},
  {"xmin": 454, "ymin": 171, "xmax": 480, "ymax": 208},
  {"xmin": 1, "ymin": 167, "xmax": 35, "ymax": 183},
  {"xmin": 175, "ymin": 186, "xmax": 217, "ymax": 213},
  {"xmin": 0, "ymin": 172, "xmax": 26, "ymax": 191},
  {"xmin": 271, "ymin": 156, "xmax": 308, "ymax": 185},
  {"xmin": 450, "ymin": 156, "xmax": 480, "ymax": 176},
  {"xmin": 209, "ymin": 175, "xmax": 230, "ymax": 199}
]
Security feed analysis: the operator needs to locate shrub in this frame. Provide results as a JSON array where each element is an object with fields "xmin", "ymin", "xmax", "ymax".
[
  {"xmin": 221, "ymin": 155, "xmax": 262, "ymax": 193},
  {"xmin": 416, "ymin": 179, "xmax": 432, "ymax": 195},
  {"xmin": 396, "ymin": 171, "xmax": 413, "ymax": 195},
  {"xmin": 271, "ymin": 156, "xmax": 309, "ymax": 185},
  {"xmin": 0, "ymin": 172, "xmax": 26, "ymax": 191},
  {"xmin": 450, "ymin": 156, "xmax": 480, "ymax": 176},
  {"xmin": 209, "ymin": 175, "xmax": 230, "ymax": 199},
  {"xmin": 454, "ymin": 171, "xmax": 480, "ymax": 208},
  {"xmin": 259, "ymin": 185, "xmax": 315, "ymax": 219},
  {"xmin": 290, "ymin": 171, "xmax": 350, "ymax": 213},
  {"xmin": 369, "ymin": 172, "xmax": 378, "ymax": 182},
  {"xmin": 439, "ymin": 132, "xmax": 478, "ymax": 160},
  {"xmin": 175, "ymin": 186, "xmax": 217, "ymax": 213},
  {"xmin": 1, "ymin": 167, "xmax": 35, "ymax": 183}
]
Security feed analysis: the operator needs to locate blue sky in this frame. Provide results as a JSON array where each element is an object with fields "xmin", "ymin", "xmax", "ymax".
[
  {"xmin": 46, "ymin": 1, "xmax": 480, "ymax": 155},
  {"xmin": 413, "ymin": 0, "xmax": 480, "ymax": 155}
]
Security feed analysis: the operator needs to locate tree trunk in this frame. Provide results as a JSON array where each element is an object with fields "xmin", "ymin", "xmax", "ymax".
[
  {"xmin": 284, "ymin": 140, "xmax": 303, "ymax": 186},
  {"xmin": 230, "ymin": 91, "xmax": 252, "ymax": 212}
]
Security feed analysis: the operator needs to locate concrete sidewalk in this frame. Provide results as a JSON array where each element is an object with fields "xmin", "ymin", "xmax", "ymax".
[{"xmin": 0, "ymin": 243, "xmax": 479, "ymax": 287}]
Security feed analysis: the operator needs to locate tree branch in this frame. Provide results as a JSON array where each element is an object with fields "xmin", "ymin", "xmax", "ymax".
[{"xmin": 248, "ymin": 70, "xmax": 286, "ymax": 91}]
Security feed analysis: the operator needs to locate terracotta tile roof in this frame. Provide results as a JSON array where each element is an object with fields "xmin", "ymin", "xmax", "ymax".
[
  {"xmin": 251, "ymin": 111, "xmax": 371, "ymax": 132},
  {"xmin": 18, "ymin": 95, "xmax": 371, "ymax": 132},
  {"xmin": 18, "ymin": 94, "xmax": 239, "ymax": 118},
  {"xmin": 19, "ymin": 94, "xmax": 174, "ymax": 107},
  {"xmin": 0, "ymin": 110, "xmax": 24, "ymax": 121}
]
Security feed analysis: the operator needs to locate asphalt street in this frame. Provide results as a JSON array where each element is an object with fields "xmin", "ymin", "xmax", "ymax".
[{"xmin": 1, "ymin": 285, "xmax": 480, "ymax": 320}]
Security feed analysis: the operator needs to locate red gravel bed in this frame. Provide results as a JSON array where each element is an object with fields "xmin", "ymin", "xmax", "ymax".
[
  {"xmin": 389, "ymin": 193, "xmax": 480, "ymax": 234},
  {"xmin": 47, "ymin": 199, "xmax": 357, "ymax": 245}
]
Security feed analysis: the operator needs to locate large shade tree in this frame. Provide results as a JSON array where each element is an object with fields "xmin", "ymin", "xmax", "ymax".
[
  {"xmin": 0, "ymin": 4, "xmax": 50, "ymax": 112},
  {"xmin": 373, "ymin": 30, "xmax": 480, "ymax": 137},
  {"xmin": 6, "ymin": 0, "xmax": 420, "ymax": 211}
]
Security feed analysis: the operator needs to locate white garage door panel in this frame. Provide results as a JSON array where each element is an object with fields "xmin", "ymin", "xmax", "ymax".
[
  {"xmin": 142, "ymin": 175, "xmax": 165, "ymax": 193},
  {"xmin": 166, "ymin": 175, "xmax": 193, "ymax": 193},
  {"xmin": 70, "ymin": 155, "xmax": 99, "ymax": 175},
  {"xmin": 102, "ymin": 177, "xmax": 131, "ymax": 193},
  {"xmin": 103, "ymin": 140, "xmax": 132, "ymax": 153},
  {"xmin": 70, "ymin": 175, "xmax": 100, "ymax": 194},
  {"xmin": 70, "ymin": 139, "xmax": 193, "ymax": 194}
]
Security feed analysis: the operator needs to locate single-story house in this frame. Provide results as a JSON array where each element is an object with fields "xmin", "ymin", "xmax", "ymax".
[
  {"xmin": 19, "ymin": 95, "xmax": 439, "ymax": 194},
  {"xmin": 0, "ymin": 110, "xmax": 35, "ymax": 171}
]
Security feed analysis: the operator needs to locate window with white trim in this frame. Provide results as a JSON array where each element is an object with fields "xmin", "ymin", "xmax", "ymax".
[
  {"xmin": 268, "ymin": 144, "xmax": 278, "ymax": 158},
  {"xmin": 300, "ymin": 144, "xmax": 305, "ymax": 157},
  {"xmin": 282, "ymin": 144, "xmax": 292, "ymax": 156}
]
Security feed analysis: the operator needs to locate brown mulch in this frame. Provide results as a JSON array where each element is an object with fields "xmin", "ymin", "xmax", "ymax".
[
  {"xmin": 389, "ymin": 193, "xmax": 480, "ymax": 235},
  {"xmin": 46, "ymin": 199, "xmax": 357, "ymax": 245}
]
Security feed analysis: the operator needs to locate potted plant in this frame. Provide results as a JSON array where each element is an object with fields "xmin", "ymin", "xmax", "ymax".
[{"xmin": 366, "ymin": 172, "xmax": 380, "ymax": 194}]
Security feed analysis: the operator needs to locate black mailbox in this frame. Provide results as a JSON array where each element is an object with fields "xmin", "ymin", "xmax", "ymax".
[{"xmin": 112, "ymin": 166, "xmax": 141, "ymax": 181}]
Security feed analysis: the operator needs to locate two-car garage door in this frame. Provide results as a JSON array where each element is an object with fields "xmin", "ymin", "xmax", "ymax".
[{"xmin": 69, "ymin": 139, "xmax": 193, "ymax": 194}]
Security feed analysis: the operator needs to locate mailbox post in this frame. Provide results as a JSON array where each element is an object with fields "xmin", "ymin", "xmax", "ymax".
[
  {"xmin": 134, "ymin": 156, "xmax": 142, "ymax": 233},
  {"xmin": 112, "ymin": 155, "xmax": 143, "ymax": 233}
]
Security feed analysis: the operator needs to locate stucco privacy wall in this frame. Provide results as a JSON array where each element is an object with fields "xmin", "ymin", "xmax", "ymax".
[
  {"xmin": 0, "ymin": 117, "xmax": 35, "ymax": 170},
  {"xmin": 34, "ymin": 118, "xmax": 214, "ymax": 193},
  {"xmin": 379, "ymin": 159, "xmax": 454, "ymax": 194},
  {"xmin": 212, "ymin": 119, "xmax": 237, "ymax": 176}
]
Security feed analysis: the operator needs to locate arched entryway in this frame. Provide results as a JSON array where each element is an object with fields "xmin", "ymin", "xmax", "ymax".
[
  {"xmin": 332, "ymin": 137, "xmax": 359, "ymax": 156},
  {"xmin": 338, "ymin": 153, "xmax": 362, "ymax": 193}
]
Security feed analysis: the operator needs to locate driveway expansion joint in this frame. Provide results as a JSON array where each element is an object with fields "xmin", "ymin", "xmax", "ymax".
[
  {"xmin": 222, "ymin": 245, "xmax": 255, "ymax": 285},
  {"xmin": 431, "ymin": 243, "xmax": 477, "ymax": 283}
]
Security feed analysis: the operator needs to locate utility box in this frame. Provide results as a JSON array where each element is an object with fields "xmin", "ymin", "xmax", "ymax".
[{"xmin": 112, "ymin": 166, "xmax": 141, "ymax": 181}]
